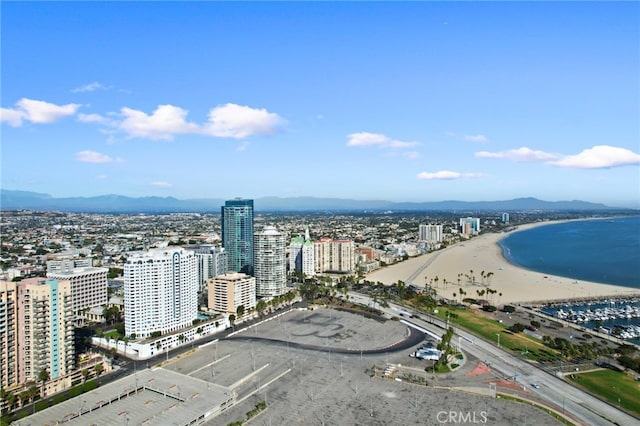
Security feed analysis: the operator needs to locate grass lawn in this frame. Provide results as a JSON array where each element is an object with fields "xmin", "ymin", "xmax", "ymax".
[
  {"xmin": 432, "ymin": 306, "xmax": 559, "ymax": 362},
  {"xmin": 568, "ymin": 369, "xmax": 640, "ymax": 417}
]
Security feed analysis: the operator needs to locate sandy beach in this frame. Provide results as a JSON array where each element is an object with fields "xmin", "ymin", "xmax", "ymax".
[{"xmin": 366, "ymin": 221, "xmax": 640, "ymax": 305}]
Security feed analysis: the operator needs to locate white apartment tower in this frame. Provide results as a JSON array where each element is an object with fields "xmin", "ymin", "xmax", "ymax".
[
  {"xmin": 289, "ymin": 227, "xmax": 315, "ymax": 277},
  {"xmin": 419, "ymin": 224, "xmax": 443, "ymax": 243},
  {"xmin": 208, "ymin": 273, "xmax": 256, "ymax": 314},
  {"xmin": 124, "ymin": 247, "xmax": 198, "ymax": 339},
  {"xmin": 47, "ymin": 266, "xmax": 108, "ymax": 316},
  {"xmin": 254, "ymin": 226, "xmax": 287, "ymax": 297}
]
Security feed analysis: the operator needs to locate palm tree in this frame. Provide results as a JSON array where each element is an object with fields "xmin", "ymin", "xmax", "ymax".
[
  {"xmin": 38, "ymin": 369, "xmax": 49, "ymax": 398},
  {"xmin": 27, "ymin": 386, "xmax": 38, "ymax": 411},
  {"xmin": 256, "ymin": 299, "xmax": 267, "ymax": 318},
  {"xmin": 236, "ymin": 304, "xmax": 245, "ymax": 318},
  {"xmin": 5, "ymin": 392, "xmax": 17, "ymax": 414}
]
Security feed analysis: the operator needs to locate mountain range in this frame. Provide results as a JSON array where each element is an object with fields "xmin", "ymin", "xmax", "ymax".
[{"xmin": 0, "ymin": 189, "xmax": 626, "ymax": 214}]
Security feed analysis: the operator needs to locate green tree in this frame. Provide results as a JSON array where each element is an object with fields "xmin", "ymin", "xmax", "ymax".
[
  {"xmin": 236, "ymin": 305, "xmax": 245, "ymax": 318},
  {"xmin": 81, "ymin": 369, "xmax": 89, "ymax": 385},
  {"xmin": 94, "ymin": 363, "xmax": 104, "ymax": 377}
]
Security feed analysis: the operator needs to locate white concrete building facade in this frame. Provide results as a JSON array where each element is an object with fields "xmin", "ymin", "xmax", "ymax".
[
  {"xmin": 254, "ymin": 226, "xmax": 287, "ymax": 297},
  {"xmin": 124, "ymin": 248, "xmax": 198, "ymax": 339}
]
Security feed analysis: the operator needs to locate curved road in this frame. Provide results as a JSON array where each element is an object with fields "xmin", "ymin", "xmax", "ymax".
[
  {"xmin": 225, "ymin": 325, "xmax": 425, "ymax": 355},
  {"xmin": 347, "ymin": 291, "xmax": 638, "ymax": 426}
]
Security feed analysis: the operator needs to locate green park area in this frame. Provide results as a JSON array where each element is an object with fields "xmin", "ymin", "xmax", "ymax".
[
  {"xmin": 431, "ymin": 306, "xmax": 560, "ymax": 363},
  {"xmin": 568, "ymin": 370, "xmax": 640, "ymax": 417}
]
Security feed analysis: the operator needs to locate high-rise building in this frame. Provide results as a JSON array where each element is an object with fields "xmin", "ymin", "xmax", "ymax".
[
  {"xmin": 16, "ymin": 278, "xmax": 75, "ymax": 383},
  {"xmin": 221, "ymin": 199, "xmax": 254, "ymax": 275},
  {"xmin": 0, "ymin": 281, "xmax": 18, "ymax": 390},
  {"xmin": 184, "ymin": 245, "xmax": 227, "ymax": 291},
  {"xmin": 419, "ymin": 224, "xmax": 443, "ymax": 243},
  {"xmin": 124, "ymin": 248, "xmax": 198, "ymax": 339},
  {"xmin": 46, "ymin": 258, "xmax": 93, "ymax": 273},
  {"xmin": 47, "ymin": 266, "xmax": 108, "ymax": 317},
  {"xmin": 314, "ymin": 238, "xmax": 355, "ymax": 273},
  {"xmin": 289, "ymin": 227, "xmax": 315, "ymax": 277},
  {"xmin": 459, "ymin": 217, "xmax": 481, "ymax": 236},
  {"xmin": 254, "ymin": 226, "xmax": 286, "ymax": 297},
  {"xmin": 208, "ymin": 273, "xmax": 256, "ymax": 314},
  {"xmin": 502, "ymin": 213, "xmax": 510, "ymax": 224}
]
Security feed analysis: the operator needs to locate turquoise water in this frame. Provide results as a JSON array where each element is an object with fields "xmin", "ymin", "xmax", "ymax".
[{"xmin": 498, "ymin": 216, "xmax": 640, "ymax": 289}]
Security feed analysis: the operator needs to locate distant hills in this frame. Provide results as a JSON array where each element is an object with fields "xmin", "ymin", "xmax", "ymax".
[{"xmin": 0, "ymin": 189, "xmax": 625, "ymax": 214}]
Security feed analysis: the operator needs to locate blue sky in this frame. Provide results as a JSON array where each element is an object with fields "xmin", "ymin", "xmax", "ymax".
[{"xmin": 2, "ymin": 2, "xmax": 639, "ymax": 207}]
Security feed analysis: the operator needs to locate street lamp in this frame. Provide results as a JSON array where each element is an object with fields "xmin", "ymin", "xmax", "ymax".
[
  {"xmin": 613, "ymin": 386, "xmax": 621, "ymax": 407},
  {"xmin": 495, "ymin": 333, "xmax": 500, "ymax": 348}
]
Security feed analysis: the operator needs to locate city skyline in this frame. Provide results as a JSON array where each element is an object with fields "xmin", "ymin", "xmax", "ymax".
[{"xmin": 1, "ymin": 2, "xmax": 639, "ymax": 207}]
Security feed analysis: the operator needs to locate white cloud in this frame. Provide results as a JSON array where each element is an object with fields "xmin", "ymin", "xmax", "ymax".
[
  {"xmin": 204, "ymin": 103, "xmax": 285, "ymax": 139},
  {"xmin": 417, "ymin": 170, "xmax": 486, "ymax": 180},
  {"xmin": 464, "ymin": 134, "xmax": 488, "ymax": 143},
  {"xmin": 1, "ymin": 98, "xmax": 80, "ymax": 126},
  {"xmin": 75, "ymin": 150, "xmax": 113, "ymax": 163},
  {"xmin": 115, "ymin": 103, "xmax": 284, "ymax": 140},
  {"xmin": 549, "ymin": 145, "xmax": 640, "ymax": 169},
  {"xmin": 71, "ymin": 82, "xmax": 107, "ymax": 93},
  {"xmin": 475, "ymin": 147, "xmax": 558, "ymax": 162},
  {"xmin": 119, "ymin": 104, "xmax": 200, "ymax": 140},
  {"xmin": 405, "ymin": 151, "xmax": 421, "ymax": 159},
  {"xmin": 150, "ymin": 181, "xmax": 173, "ymax": 188},
  {"xmin": 97, "ymin": 174, "xmax": 108, "ymax": 180},
  {"xmin": 347, "ymin": 132, "xmax": 388, "ymax": 147},
  {"xmin": 78, "ymin": 113, "xmax": 109, "ymax": 123},
  {"xmin": 0, "ymin": 108, "xmax": 25, "ymax": 126},
  {"xmin": 347, "ymin": 132, "xmax": 419, "ymax": 149}
]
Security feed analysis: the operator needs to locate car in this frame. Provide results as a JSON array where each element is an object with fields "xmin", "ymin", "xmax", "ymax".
[{"xmin": 531, "ymin": 383, "xmax": 540, "ymax": 389}]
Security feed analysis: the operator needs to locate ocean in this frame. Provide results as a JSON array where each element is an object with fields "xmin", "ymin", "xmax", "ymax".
[
  {"xmin": 498, "ymin": 216, "xmax": 640, "ymax": 344},
  {"xmin": 498, "ymin": 216, "xmax": 640, "ymax": 289}
]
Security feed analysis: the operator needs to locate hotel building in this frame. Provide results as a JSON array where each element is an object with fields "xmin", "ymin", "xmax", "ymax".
[
  {"xmin": 124, "ymin": 247, "xmax": 198, "ymax": 339},
  {"xmin": 254, "ymin": 226, "xmax": 286, "ymax": 297}
]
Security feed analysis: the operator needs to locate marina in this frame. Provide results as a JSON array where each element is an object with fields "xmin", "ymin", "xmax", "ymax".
[{"xmin": 541, "ymin": 298, "xmax": 640, "ymax": 344}]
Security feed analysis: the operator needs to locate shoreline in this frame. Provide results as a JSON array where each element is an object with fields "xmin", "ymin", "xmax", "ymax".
[{"xmin": 365, "ymin": 219, "xmax": 640, "ymax": 305}]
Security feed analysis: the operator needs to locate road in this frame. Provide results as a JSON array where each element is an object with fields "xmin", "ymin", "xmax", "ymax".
[{"xmin": 347, "ymin": 291, "xmax": 638, "ymax": 426}]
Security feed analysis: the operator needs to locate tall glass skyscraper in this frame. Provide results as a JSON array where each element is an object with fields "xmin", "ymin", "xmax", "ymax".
[{"xmin": 221, "ymin": 199, "xmax": 254, "ymax": 275}]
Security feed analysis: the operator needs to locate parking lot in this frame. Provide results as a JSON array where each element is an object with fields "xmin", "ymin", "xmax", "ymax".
[{"xmin": 165, "ymin": 307, "xmax": 564, "ymax": 425}]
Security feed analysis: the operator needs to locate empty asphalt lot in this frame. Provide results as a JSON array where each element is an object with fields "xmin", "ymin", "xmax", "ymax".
[{"xmin": 166, "ymin": 307, "xmax": 563, "ymax": 425}]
